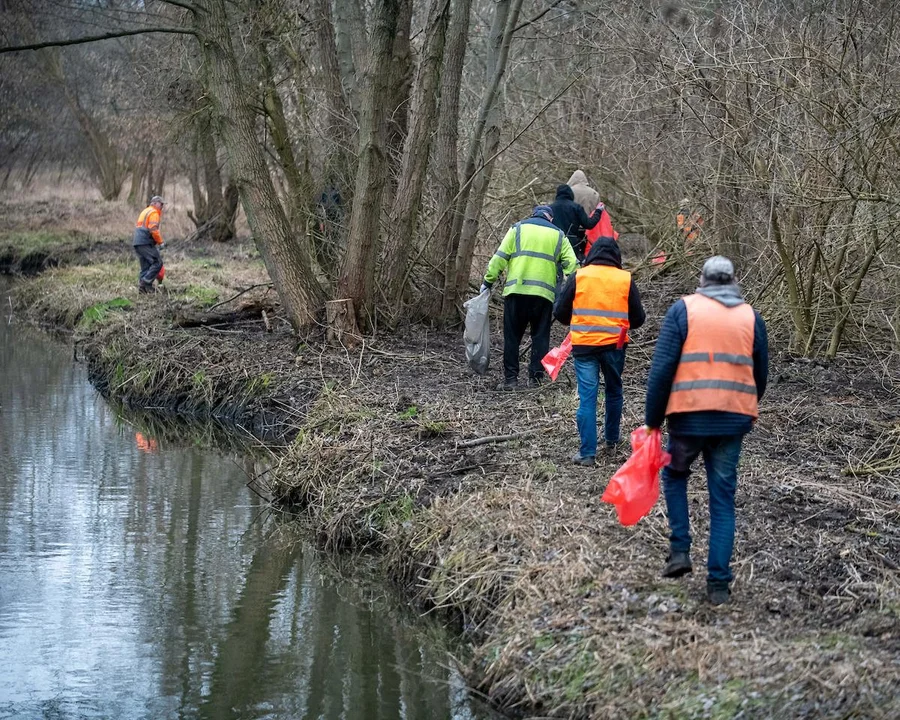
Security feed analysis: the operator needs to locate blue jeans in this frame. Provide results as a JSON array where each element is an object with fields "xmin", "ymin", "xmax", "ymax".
[
  {"xmin": 662, "ymin": 434, "xmax": 744, "ymax": 587},
  {"xmin": 573, "ymin": 349, "xmax": 625, "ymax": 457}
]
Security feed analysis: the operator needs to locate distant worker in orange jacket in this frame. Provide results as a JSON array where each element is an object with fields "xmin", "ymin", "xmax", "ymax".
[
  {"xmin": 553, "ymin": 237, "xmax": 645, "ymax": 466},
  {"xmin": 133, "ymin": 195, "xmax": 166, "ymax": 294},
  {"xmin": 676, "ymin": 198, "xmax": 703, "ymax": 249}
]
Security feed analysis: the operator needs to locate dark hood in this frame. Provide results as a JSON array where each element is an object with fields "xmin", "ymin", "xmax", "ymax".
[
  {"xmin": 583, "ymin": 237, "xmax": 622, "ymax": 268},
  {"xmin": 555, "ymin": 184, "xmax": 574, "ymax": 201}
]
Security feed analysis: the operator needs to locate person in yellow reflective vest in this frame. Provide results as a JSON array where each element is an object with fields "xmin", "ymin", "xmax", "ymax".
[
  {"xmin": 553, "ymin": 237, "xmax": 645, "ymax": 465},
  {"xmin": 133, "ymin": 195, "xmax": 166, "ymax": 293},
  {"xmin": 482, "ymin": 205, "xmax": 578, "ymax": 389}
]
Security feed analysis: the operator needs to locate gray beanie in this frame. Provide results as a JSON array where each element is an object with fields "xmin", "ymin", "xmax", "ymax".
[{"xmin": 700, "ymin": 256, "xmax": 735, "ymax": 286}]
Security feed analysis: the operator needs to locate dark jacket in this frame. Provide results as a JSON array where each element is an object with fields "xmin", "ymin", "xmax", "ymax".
[
  {"xmin": 553, "ymin": 238, "xmax": 646, "ymax": 357},
  {"xmin": 644, "ymin": 290, "xmax": 769, "ymax": 436},
  {"xmin": 549, "ymin": 184, "xmax": 601, "ymax": 258}
]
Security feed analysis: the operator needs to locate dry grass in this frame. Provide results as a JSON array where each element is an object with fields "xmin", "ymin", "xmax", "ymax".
[
  {"xmin": 5, "ymin": 191, "xmax": 899, "ymax": 718},
  {"xmin": 0, "ymin": 174, "xmax": 248, "ymax": 242},
  {"xmin": 254, "ymin": 317, "xmax": 900, "ymax": 718}
]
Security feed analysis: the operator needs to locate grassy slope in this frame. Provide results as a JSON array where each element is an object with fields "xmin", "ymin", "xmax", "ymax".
[{"xmin": 4, "ymin": 195, "xmax": 899, "ymax": 719}]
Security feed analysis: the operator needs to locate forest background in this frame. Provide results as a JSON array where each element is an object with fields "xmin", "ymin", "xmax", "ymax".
[{"xmin": 3, "ymin": 0, "xmax": 900, "ymax": 359}]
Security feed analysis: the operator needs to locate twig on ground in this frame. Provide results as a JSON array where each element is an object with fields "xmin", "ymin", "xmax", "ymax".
[
  {"xmin": 206, "ymin": 282, "xmax": 273, "ymax": 312},
  {"xmin": 456, "ymin": 427, "xmax": 547, "ymax": 448}
]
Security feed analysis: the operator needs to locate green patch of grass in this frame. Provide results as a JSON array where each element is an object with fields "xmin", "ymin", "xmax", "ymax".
[
  {"xmin": 188, "ymin": 258, "xmax": 223, "ymax": 269},
  {"xmin": 659, "ymin": 677, "xmax": 766, "ymax": 719},
  {"xmin": 0, "ymin": 230, "xmax": 86, "ymax": 254},
  {"xmin": 530, "ymin": 459, "xmax": 558, "ymax": 481},
  {"xmin": 556, "ymin": 646, "xmax": 602, "ymax": 703},
  {"xmin": 182, "ymin": 284, "xmax": 220, "ymax": 307},
  {"xmin": 77, "ymin": 297, "xmax": 133, "ymax": 330},
  {"xmin": 419, "ymin": 418, "xmax": 447, "ymax": 434},
  {"xmin": 372, "ymin": 494, "xmax": 416, "ymax": 531},
  {"xmin": 246, "ymin": 372, "xmax": 275, "ymax": 396},
  {"xmin": 399, "ymin": 405, "xmax": 419, "ymax": 419}
]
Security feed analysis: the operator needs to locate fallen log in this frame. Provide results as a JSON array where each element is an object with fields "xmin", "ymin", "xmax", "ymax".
[{"xmin": 172, "ymin": 300, "xmax": 276, "ymax": 329}]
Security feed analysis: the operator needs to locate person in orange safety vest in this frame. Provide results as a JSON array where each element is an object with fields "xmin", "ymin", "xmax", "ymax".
[
  {"xmin": 133, "ymin": 195, "xmax": 166, "ymax": 293},
  {"xmin": 676, "ymin": 198, "xmax": 703, "ymax": 248},
  {"xmin": 644, "ymin": 256, "xmax": 769, "ymax": 606},
  {"xmin": 553, "ymin": 237, "xmax": 645, "ymax": 466}
]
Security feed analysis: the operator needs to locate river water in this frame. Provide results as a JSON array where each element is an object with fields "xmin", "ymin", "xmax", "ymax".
[{"xmin": 0, "ymin": 318, "xmax": 487, "ymax": 719}]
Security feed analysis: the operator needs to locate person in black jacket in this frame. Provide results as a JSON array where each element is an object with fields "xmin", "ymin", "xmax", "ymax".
[
  {"xmin": 554, "ymin": 238, "xmax": 646, "ymax": 464},
  {"xmin": 549, "ymin": 184, "xmax": 603, "ymax": 261}
]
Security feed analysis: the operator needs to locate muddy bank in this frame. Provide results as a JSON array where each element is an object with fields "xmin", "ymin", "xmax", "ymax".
[{"xmin": 5, "ymin": 252, "xmax": 900, "ymax": 719}]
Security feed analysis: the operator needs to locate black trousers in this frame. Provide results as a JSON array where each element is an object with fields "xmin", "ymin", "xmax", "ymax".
[
  {"xmin": 134, "ymin": 243, "xmax": 162, "ymax": 286},
  {"xmin": 503, "ymin": 293, "xmax": 553, "ymax": 381}
]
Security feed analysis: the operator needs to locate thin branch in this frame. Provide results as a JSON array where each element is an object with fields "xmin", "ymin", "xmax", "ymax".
[
  {"xmin": 456, "ymin": 428, "xmax": 547, "ymax": 449},
  {"xmin": 157, "ymin": 0, "xmax": 205, "ymax": 13},
  {"xmin": 0, "ymin": 28, "xmax": 198, "ymax": 54},
  {"xmin": 514, "ymin": 0, "xmax": 565, "ymax": 32},
  {"xmin": 206, "ymin": 283, "xmax": 275, "ymax": 312}
]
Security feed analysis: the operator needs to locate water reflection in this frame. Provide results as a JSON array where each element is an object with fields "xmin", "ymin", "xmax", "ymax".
[{"xmin": 0, "ymin": 320, "xmax": 486, "ymax": 719}]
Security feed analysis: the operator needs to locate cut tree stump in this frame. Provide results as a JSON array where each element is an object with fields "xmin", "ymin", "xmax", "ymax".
[{"xmin": 325, "ymin": 298, "xmax": 361, "ymax": 346}]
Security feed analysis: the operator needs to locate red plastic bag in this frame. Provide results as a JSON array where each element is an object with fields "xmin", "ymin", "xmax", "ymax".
[
  {"xmin": 601, "ymin": 427, "xmax": 671, "ymax": 526},
  {"xmin": 157, "ymin": 265, "xmax": 165, "ymax": 283},
  {"xmin": 541, "ymin": 333, "xmax": 572, "ymax": 381},
  {"xmin": 584, "ymin": 205, "xmax": 619, "ymax": 256}
]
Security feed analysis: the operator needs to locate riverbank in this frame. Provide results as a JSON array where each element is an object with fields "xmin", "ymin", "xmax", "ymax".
[{"xmin": 3, "ymin": 205, "xmax": 899, "ymax": 718}]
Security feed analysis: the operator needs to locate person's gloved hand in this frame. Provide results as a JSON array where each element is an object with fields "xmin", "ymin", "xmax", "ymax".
[
  {"xmin": 159, "ymin": 242, "xmax": 167, "ymax": 250},
  {"xmin": 643, "ymin": 425, "xmax": 657, "ymax": 434},
  {"xmin": 480, "ymin": 282, "xmax": 490, "ymax": 294}
]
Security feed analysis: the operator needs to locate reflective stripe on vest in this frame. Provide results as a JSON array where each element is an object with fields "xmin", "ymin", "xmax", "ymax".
[
  {"xmin": 136, "ymin": 206, "xmax": 159, "ymax": 230},
  {"xmin": 665, "ymin": 294, "xmax": 758, "ymax": 418},
  {"xmin": 508, "ymin": 223, "xmax": 564, "ymax": 263},
  {"xmin": 502, "ymin": 223, "xmax": 566, "ymax": 293},
  {"xmin": 570, "ymin": 265, "xmax": 631, "ymax": 347}
]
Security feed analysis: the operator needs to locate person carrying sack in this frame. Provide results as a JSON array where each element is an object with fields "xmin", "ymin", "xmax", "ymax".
[
  {"xmin": 482, "ymin": 205, "xmax": 578, "ymax": 390},
  {"xmin": 644, "ymin": 256, "xmax": 769, "ymax": 606},
  {"xmin": 553, "ymin": 237, "xmax": 645, "ymax": 466}
]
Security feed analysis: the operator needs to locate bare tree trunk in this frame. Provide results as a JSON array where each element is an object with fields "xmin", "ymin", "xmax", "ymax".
[
  {"xmin": 380, "ymin": 0, "xmax": 451, "ymax": 308},
  {"xmin": 127, "ymin": 151, "xmax": 150, "ymax": 206},
  {"xmin": 313, "ymin": 0, "xmax": 355, "ymax": 195},
  {"xmin": 385, "ymin": 0, "xmax": 414, "ymax": 175},
  {"xmin": 41, "ymin": 48, "xmax": 125, "ymax": 200},
  {"xmin": 449, "ymin": 0, "xmax": 523, "ymax": 303},
  {"xmin": 422, "ymin": 0, "xmax": 472, "ymax": 321},
  {"xmin": 197, "ymin": 0, "xmax": 324, "ymax": 329},
  {"xmin": 334, "ymin": 0, "xmax": 402, "ymax": 335},
  {"xmin": 333, "ymin": 0, "xmax": 368, "ymax": 104},
  {"xmin": 151, "ymin": 154, "xmax": 168, "ymax": 199}
]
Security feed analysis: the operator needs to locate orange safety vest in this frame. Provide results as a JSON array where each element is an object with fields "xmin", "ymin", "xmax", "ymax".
[
  {"xmin": 677, "ymin": 210, "xmax": 702, "ymax": 243},
  {"xmin": 665, "ymin": 294, "xmax": 758, "ymax": 418},
  {"xmin": 135, "ymin": 206, "xmax": 163, "ymax": 245},
  {"xmin": 570, "ymin": 265, "xmax": 631, "ymax": 347}
]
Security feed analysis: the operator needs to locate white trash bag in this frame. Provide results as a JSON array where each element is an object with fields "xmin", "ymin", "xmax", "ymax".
[{"xmin": 463, "ymin": 289, "xmax": 491, "ymax": 375}]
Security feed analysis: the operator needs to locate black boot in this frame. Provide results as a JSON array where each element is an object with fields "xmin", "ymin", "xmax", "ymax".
[
  {"xmin": 661, "ymin": 551, "xmax": 693, "ymax": 578},
  {"xmin": 707, "ymin": 582, "xmax": 731, "ymax": 606}
]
